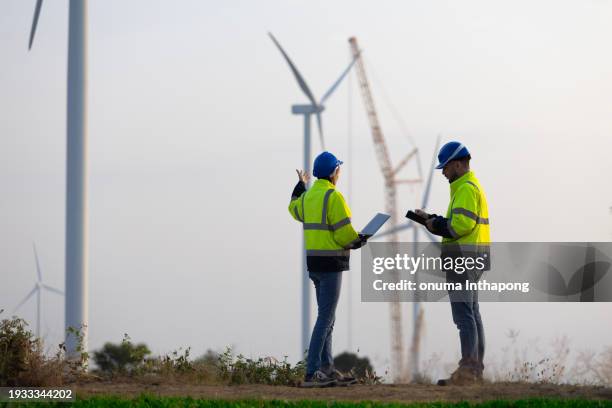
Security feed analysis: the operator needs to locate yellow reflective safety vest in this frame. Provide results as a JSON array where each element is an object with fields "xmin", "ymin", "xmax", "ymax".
[
  {"xmin": 289, "ymin": 179, "xmax": 361, "ymax": 272},
  {"xmin": 442, "ymin": 170, "xmax": 490, "ymax": 245}
]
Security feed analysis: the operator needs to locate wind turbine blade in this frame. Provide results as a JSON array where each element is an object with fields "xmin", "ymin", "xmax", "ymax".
[
  {"xmin": 28, "ymin": 0, "xmax": 44, "ymax": 50},
  {"xmin": 320, "ymin": 54, "xmax": 359, "ymax": 105},
  {"xmin": 33, "ymin": 242, "xmax": 42, "ymax": 282},
  {"xmin": 316, "ymin": 112, "xmax": 325, "ymax": 150},
  {"xmin": 421, "ymin": 135, "xmax": 441, "ymax": 209},
  {"xmin": 372, "ymin": 222, "xmax": 414, "ymax": 239},
  {"xmin": 268, "ymin": 32, "xmax": 318, "ymax": 107},
  {"xmin": 41, "ymin": 284, "xmax": 64, "ymax": 296},
  {"xmin": 13, "ymin": 286, "xmax": 38, "ymax": 312}
]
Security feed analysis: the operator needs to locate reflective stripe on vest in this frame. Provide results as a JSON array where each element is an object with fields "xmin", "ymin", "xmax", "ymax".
[
  {"xmin": 454, "ymin": 181, "xmax": 489, "ymax": 224},
  {"xmin": 451, "ymin": 208, "xmax": 489, "ymax": 225},
  {"xmin": 447, "ymin": 219, "xmax": 459, "ymax": 239},
  {"xmin": 301, "ymin": 189, "xmax": 350, "ymax": 231},
  {"xmin": 303, "ymin": 217, "xmax": 351, "ymax": 231},
  {"xmin": 293, "ymin": 205, "xmax": 303, "ymax": 222}
]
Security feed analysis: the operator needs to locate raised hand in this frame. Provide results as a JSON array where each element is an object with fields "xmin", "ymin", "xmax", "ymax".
[{"xmin": 296, "ymin": 169, "xmax": 311, "ymax": 184}]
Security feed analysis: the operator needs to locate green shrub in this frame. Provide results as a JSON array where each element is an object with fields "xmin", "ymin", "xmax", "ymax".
[
  {"xmin": 217, "ymin": 347, "xmax": 305, "ymax": 386},
  {"xmin": 0, "ymin": 315, "xmax": 38, "ymax": 386},
  {"xmin": 0, "ymin": 313, "xmax": 66, "ymax": 386},
  {"xmin": 92, "ymin": 334, "xmax": 151, "ymax": 375},
  {"xmin": 334, "ymin": 351, "xmax": 374, "ymax": 379}
]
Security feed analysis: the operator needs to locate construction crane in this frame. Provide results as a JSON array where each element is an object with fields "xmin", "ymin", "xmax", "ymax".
[{"xmin": 348, "ymin": 37, "xmax": 422, "ymax": 382}]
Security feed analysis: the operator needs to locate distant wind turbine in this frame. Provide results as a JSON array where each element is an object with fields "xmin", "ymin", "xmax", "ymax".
[
  {"xmin": 269, "ymin": 32, "xmax": 358, "ymax": 354},
  {"xmin": 14, "ymin": 243, "xmax": 64, "ymax": 338},
  {"xmin": 28, "ymin": 0, "xmax": 89, "ymax": 357}
]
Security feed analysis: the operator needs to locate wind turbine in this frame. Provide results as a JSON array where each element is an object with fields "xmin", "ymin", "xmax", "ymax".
[
  {"xmin": 28, "ymin": 0, "xmax": 89, "ymax": 358},
  {"xmin": 14, "ymin": 243, "xmax": 64, "ymax": 338},
  {"xmin": 269, "ymin": 32, "xmax": 358, "ymax": 354}
]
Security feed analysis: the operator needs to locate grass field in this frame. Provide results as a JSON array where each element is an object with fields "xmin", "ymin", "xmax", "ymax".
[
  {"xmin": 73, "ymin": 382, "xmax": 612, "ymax": 402},
  {"xmin": 2, "ymin": 395, "xmax": 612, "ymax": 408},
  {"xmin": 3, "ymin": 382, "xmax": 610, "ymax": 407},
  {"xmin": 2, "ymin": 317, "xmax": 612, "ymax": 407}
]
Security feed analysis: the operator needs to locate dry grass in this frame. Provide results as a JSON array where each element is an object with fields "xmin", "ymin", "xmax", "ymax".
[
  {"xmin": 571, "ymin": 346, "xmax": 612, "ymax": 385},
  {"xmin": 4, "ymin": 310, "xmax": 612, "ymax": 389},
  {"xmin": 424, "ymin": 328, "xmax": 612, "ymax": 387}
]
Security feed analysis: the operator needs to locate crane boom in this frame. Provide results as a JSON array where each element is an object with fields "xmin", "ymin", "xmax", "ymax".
[
  {"xmin": 349, "ymin": 36, "xmax": 407, "ymax": 382},
  {"xmin": 348, "ymin": 39, "xmax": 394, "ymax": 180}
]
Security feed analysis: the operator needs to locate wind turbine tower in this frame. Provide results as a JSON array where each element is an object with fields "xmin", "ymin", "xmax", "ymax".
[
  {"xmin": 269, "ymin": 33, "xmax": 357, "ymax": 355},
  {"xmin": 28, "ymin": 0, "xmax": 89, "ymax": 357}
]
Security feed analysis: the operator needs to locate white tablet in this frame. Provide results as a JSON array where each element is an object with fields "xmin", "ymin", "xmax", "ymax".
[{"xmin": 360, "ymin": 213, "xmax": 391, "ymax": 237}]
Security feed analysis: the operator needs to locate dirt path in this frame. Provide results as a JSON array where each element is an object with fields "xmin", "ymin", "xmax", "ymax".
[{"xmin": 76, "ymin": 382, "xmax": 612, "ymax": 402}]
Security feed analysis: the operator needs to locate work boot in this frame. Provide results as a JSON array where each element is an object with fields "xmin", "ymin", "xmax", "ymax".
[
  {"xmin": 437, "ymin": 364, "xmax": 480, "ymax": 386},
  {"xmin": 300, "ymin": 370, "xmax": 337, "ymax": 388},
  {"xmin": 326, "ymin": 368, "xmax": 358, "ymax": 386}
]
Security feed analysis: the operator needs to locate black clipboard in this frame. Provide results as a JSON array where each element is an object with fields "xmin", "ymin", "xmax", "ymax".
[{"xmin": 405, "ymin": 210, "xmax": 431, "ymax": 226}]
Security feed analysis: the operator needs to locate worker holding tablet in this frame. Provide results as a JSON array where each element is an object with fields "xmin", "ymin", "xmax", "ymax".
[
  {"xmin": 412, "ymin": 141, "xmax": 490, "ymax": 386},
  {"xmin": 289, "ymin": 151, "xmax": 366, "ymax": 388}
]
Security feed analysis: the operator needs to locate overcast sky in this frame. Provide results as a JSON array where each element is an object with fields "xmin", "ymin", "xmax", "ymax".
[{"xmin": 1, "ymin": 0, "xmax": 612, "ymax": 378}]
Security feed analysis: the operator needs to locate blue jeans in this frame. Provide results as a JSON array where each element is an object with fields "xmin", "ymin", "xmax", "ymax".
[
  {"xmin": 306, "ymin": 271, "xmax": 343, "ymax": 376},
  {"xmin": 448, "ymin": 284, "xmax": 485, "ymax": 372}
]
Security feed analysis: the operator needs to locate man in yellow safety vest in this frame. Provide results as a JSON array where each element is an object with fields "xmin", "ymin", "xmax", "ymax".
[
  {"xmin": 289, "ymin": 151, "xmax": 367, "ymax": 388},
  {"xmin": 415, "ymin": 141, "xmax": 490, "ymax": 386}
]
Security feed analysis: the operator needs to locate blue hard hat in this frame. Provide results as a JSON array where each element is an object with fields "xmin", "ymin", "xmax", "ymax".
[
  {"xmin": 313, "ymin": 151, "xmax": 343, "ymax": 178},
  {"xmin": 435, "ymin": 141, "xmax": 470, "ymax": 169}
]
